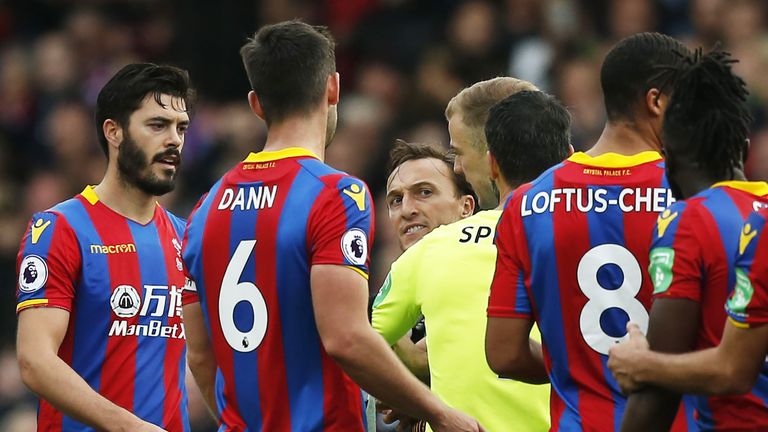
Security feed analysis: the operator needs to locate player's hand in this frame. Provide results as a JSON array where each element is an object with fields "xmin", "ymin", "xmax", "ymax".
[
  {"xmin": 429, "ymin": 407, "xmax": 485, "ymax": 432},
  {"xmin": 608, "ymin": 322, "xmax": 650, "ymax": 394},
  {"xmin": 378, "ymin": 401, "xmax": 418, "ymax": 431}
]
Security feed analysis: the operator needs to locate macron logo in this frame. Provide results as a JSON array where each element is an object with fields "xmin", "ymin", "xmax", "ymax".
[{"xmin": 90, "ymin": 243, "xmax": 137, "ymax": 254}]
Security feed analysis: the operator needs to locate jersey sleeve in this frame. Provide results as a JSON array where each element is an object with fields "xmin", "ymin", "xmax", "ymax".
[
  {"xmin": 726, "ymin": 210, "xmax": 768, "ymax": 327},
  {"xmin": 307, "ymin": 176, "xmax": 374, "ymax": 279},
  {"xmin": 488, "ymin": 194, "xmax": 532, "ymax": 319},
  {"xmin": 181, "ymin": 194, "xmax": 207, "ymax": 306},
  {"xmin": 649, "ymin": 203, "xmax": 704, "ymax": 302},
  {"xmin": 371, "ymin": 245, "xmax": 424, "ymax": 346},
  {"xmin": 16, "ymin": 212, "xmax": 81, "ymax": 314}
]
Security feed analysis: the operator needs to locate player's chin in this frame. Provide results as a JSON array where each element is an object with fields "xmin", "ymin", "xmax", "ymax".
[{"xmin": 400, "ymin": 232, "xmax": 426, "ymax": 250}]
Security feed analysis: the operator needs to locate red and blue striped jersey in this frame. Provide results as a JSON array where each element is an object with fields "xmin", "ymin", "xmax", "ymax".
[
  {"xmin": 728, "ymin": 207, "xmax": 768, "ymax": 325},
  {"xmin": 15, "ymin": 186, "xmax": 189, "ymax": 432},
  {"xmin": 488, "ymin": 151, "xmax": 694, "ymax": 431},
  {"xmin": 650, "ymin": 181, "xmax": 768, "ymax": 430},
  {"xmin": 182, "ymin": 147, "xmax": 374, "ymax": 432}
]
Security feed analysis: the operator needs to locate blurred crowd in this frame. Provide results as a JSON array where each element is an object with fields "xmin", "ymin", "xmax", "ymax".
[{"xmin": 1, "ymin": 0, "xmax": 768, "ymax": 430}]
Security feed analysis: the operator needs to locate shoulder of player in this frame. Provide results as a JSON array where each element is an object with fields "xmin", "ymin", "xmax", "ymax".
[
  {"xmin": 30, "ymin": 197, "xmax": 83, "ymax": 232},
  {"xmin": 156, "ymin": 207, "xmax": 187, "ymax": 236}
]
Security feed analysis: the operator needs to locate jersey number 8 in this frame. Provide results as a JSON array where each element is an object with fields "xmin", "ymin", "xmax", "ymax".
[
  {"xmin": 577, "ymin": 243, "xmax": 649, "ymax": 355},
  {"xmin": 220, "ymin": 240, "xmax": 268, "ymax": 353}
]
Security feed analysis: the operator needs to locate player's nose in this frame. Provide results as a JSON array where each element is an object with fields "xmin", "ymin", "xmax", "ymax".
[
  {"xmin": 453, "ymin": 158, "xmax": 463, "ymax": 176},
  {"xmin": 166, "ymin": 127, "xmax": 183, "ymax": 148},
  {"xmin": 401, "ymin": 195, "xmax": 419, "ymax": 216}
]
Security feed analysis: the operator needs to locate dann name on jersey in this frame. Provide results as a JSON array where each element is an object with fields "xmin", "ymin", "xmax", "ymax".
[
  {"xmin": 521, "ymin": 187, "xmax": 675, "ymax": 216},
  {"xmin": 218, "ymin": 185, "xmax": 278, "ymax": 211}
]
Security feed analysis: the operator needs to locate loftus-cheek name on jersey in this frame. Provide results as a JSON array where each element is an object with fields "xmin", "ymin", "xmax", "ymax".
[
  {"xmin": 108, "ymin": 284, "xmax": 185, "ymax": 339},
  {"xmin": 521, "ymin": 187, "xmax": 675, "ymax": 216},
  {"xmin": 218, "ymin": 185, "xmax": 277, "ymax": 211}
]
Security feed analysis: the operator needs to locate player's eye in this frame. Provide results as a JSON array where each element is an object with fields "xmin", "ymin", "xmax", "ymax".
[
  {"xmin": 149, "ymin": 123, "xmax": 165, "ymax": 131},
  {"xmin": 418, "ymin": 188, "xmax": 433, "ymax": 197},
  {"xmin": 388, "ymin": 196, "xmax": 402, "ymax": 207},
  {"xmin": 177, "ymin": 124, "xmax": 188, "ymax": 135}
]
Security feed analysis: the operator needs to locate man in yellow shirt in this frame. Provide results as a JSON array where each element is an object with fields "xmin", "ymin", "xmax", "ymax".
[{"xmin": 373, "ymin": 80, "xmax": 572, "ymax": 431}]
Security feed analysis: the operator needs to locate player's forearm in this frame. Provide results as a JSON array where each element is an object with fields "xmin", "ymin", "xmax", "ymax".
[
  {"xmin": 392, "ymin": 336, "xmax": 430, "ymax": 383},
  {"xmin": 634, "ymin": 348, "xmax": 748, "ymax": 395},
  {"xmin": 18, "ymin": 349, "xmax": 145, "ymax": 432},
  {"xmin": 188, "ymin": 349, "xmax": 218, "ymax": 419},
  {"xmin": 326, "ymin": 328, "xmax": 446, "ymax": 425},
  {"xmin": 490, "ymin": 340, "xmax": 548, "ymax": 384},
  {"xmin": 620, "ymin": 387, "xmax": 680, "ymax": 432}
]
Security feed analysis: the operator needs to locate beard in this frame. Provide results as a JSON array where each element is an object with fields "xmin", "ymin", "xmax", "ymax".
[
  {"xmin": 117, "ymin": 131, "xmax": 180, "ymax": 196},
  {"xmin": 325, "ymin": 105, "xmax": 338, "ymax": 148}
]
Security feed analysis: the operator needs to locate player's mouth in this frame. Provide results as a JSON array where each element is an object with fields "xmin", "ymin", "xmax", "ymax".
[
  {"xmin": 154, "ymin": 153, "xmax": 180, "ymax": 170},
  {"xmin": 402, "ymin": 224, "xmax": 427, "ymax": 236}
]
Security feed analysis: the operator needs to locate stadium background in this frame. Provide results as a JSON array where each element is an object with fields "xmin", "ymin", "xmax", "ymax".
[{"xmin": 1, "ymin": 0, "xmax": 767, "ymax": 430}]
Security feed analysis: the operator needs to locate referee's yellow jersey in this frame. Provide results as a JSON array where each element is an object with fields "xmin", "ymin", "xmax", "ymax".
[{"xmin": 372, "ymin": 210, "xmax": 550, "ymax": 432}]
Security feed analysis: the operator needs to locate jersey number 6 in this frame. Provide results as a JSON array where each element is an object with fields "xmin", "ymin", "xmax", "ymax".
[
  {"xmin": 220, "ymin": 240, "xmax": 268, "ymax": 353},
  {"xmin": 577, "ymin": 243, "xmax": 649, "ymax": 355}
]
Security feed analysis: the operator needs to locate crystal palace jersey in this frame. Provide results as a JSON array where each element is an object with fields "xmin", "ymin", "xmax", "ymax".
[
  {"xmin": 15, "ymin": 186, "xmax": 189, "ymax": 432},
  {"xmin": 488, "ymin": 151, "xmax": 695, "ymax": 431},
  {"xmin": 182, "ymin": 147, "xmax": 374, "ymax": 431},
  {"xmin": 650, "ymin": 181, "xmax": 768, "ymax": 430}
]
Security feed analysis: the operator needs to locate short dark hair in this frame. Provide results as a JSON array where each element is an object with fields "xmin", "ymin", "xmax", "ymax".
[
  {"xmin": 95, "ymin": 63, "xmax": 194, "ymax": 158},
  {"xmin": 663, "ymin": 48, "xmax": 752, "ymax": 179},
  {"xmin": 387, "ymin": 139, "xmax": 476, "ymax": 201},
  {"xmin": 485, "ymin": 91, "xmax": 571, "ymax": 185},
  {"xmin": 600, "ymin": 32, "xmax": 691, "ymax": 122},
  {"xmin": 240, "ymin": 20, "xmax": 336, "ymax": 125}
]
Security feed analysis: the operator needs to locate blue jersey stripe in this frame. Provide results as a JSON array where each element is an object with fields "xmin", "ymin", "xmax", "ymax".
[
  {"xmin": 276, "ymin": 168, "xmax": 326, "ymax": 431},
  {"xmin": 178, "ymin": 350, "xmax": 190, "ymax": 430},
  {"xmin": 522, "ymin": 174, "xmax": 582, "ymax": 430},
  {"xmin": 184, "ymin": 179, "xmax": 224, "ymax": 336},
  {"xmin": 55, "ymin": 199, "xmax": 111, "ymax": 431},
  {"xmin": 128, "ymin": 220, "xmax": 168, "ymax": 426},
  {"xmin": 228, "ymin": 184, "xmax": 263, "ymax": 431},
  {"xmin": 215, "ymin": 368, "xmax": 226, "ymax": 420}
]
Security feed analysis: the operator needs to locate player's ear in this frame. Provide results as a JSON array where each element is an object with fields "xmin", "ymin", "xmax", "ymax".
[
  {"xmin": 645, "ymin": 88, "xmax": 665, "ymax": 118},
  {"xmin": 248, "ymin": 91, "xmax": 266, "ymax": 121},
  {"xmin": 567, "ymin": 144, "xmax": 575, "ymax": 157},
  {"xmin": 327, "ymin": 72, "xmax": 340, "ymax": 106},
  {"xmin": 488, "ymin": 151, "xmax": 500, "ymax": 182},
  {"xmin": 461, "ymin": 194, "xmax": 475, "ymax": 217},
  {"xmin": 103, "ymin": 119, "xmax": 122, "ymax": 152}
]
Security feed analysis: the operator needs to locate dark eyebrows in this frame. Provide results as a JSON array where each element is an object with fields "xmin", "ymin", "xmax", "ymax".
[{"xmin": 146, "ymin": 116, "xmax": 190, "ymax": 126}]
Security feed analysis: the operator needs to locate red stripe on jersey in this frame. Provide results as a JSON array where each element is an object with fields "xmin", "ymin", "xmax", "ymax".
[
  {"xmin": 321, "ymin": 348, "xmax": 364, "ymax": 430},
  {"xmin": 254, "ymin": 170, "xmax": 294, "ymax": 431},
  {"xmin": 551, "ymin": 170, "xmax": 615, "ymax": 430},
  {"xmin": 200, "ymin": 184, "xmax": 247, "ymax": 430},
  {"xmin": 157, "ymin": 214, "xmax": 185, "ymax": 432},
  {"xmin": 84, "ymin": 202, "xmax": 137, "ymax": 413}
]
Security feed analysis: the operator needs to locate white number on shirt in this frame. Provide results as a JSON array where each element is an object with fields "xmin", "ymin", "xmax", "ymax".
[
  {"xmin": 219, "ymin": 240, "xmax": 268, "ymax": 353},
  {"xmin": 577, "ymin": 243, "xmax": 648, "ymax": 355}
]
